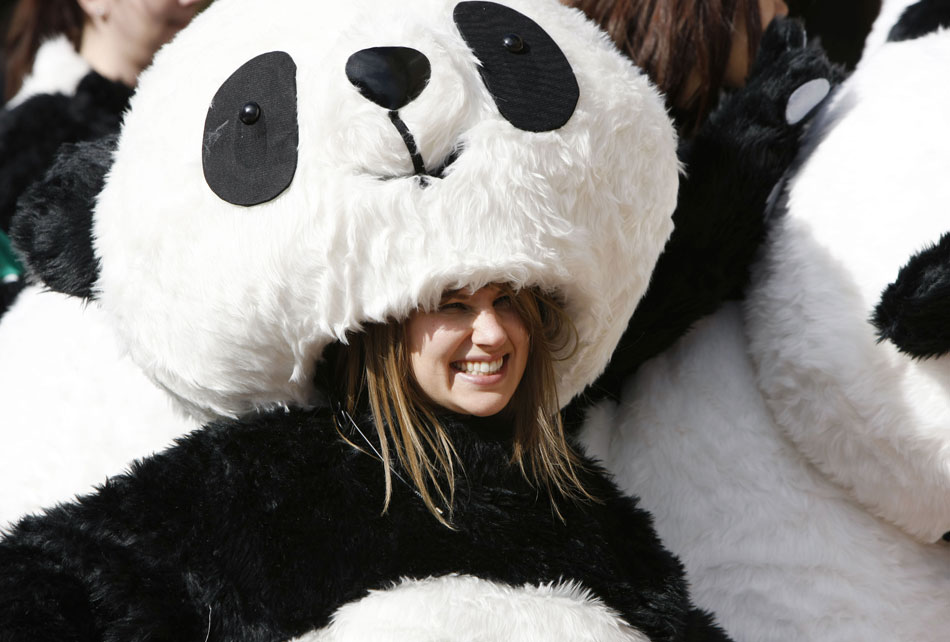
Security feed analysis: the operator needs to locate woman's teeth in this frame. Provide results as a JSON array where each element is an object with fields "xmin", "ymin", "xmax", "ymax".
[{"xmin": 454, "ymin": 357, "xmax": 504, "ymax": 375}]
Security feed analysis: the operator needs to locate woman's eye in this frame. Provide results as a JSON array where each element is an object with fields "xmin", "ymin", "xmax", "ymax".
[
  {"xmin": 439, "ymin": 302, "xmax": 467, "ymax": 312},
  {"xmin": 494, "ymin": 295, "xmax": 512, "ymax": 308}
]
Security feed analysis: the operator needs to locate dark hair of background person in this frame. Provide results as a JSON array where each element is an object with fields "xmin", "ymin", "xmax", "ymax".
[
  {"xmin": 2, "ymin": 0, "xmax": 84, "ymax": 102},
  {"xmin": 564, "ymin": 0, "xmax": 764, "ymax": 135}
]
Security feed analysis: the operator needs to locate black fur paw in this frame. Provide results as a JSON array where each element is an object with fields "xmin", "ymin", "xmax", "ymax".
[
  {"xmin": 888, "ymin": 0, "xmax": 950, "ymax": 43},
  {"xmin": 8, "ymin": 135, "xmax": 117, "ymax": 300},
  {"xmin": 873, "ymin": 231, "xmax": 950, "ymax": 358},
  {"xmin": 742, "ymin": 17, "xmax": 844, "ymax": 129}
]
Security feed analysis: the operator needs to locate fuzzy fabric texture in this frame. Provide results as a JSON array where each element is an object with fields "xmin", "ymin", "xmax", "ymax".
[
  {"xmin": 0, "ymin": 37, "xmax": 131, "ymax": 318},
  {"xmin": 301, "ymin": 575, "xmax": 650, "ymax": 642},
  {"xmin": 581, "ymin": 305, "xmax": 950, "ymax": 641},
  {"xmin": 873, "ymin": 229, "xmax": 950, "ymax": 357},
  {"xmin": 0, "ymin": 408, "xmax": 730, "ymax": 641},
  {"xmin": 580, "ymin": 1, "xmax": 950, "ymax": 639},
  {"xmin": 0, "ymin": 285, "xmax": 198, "ymax": 528}
]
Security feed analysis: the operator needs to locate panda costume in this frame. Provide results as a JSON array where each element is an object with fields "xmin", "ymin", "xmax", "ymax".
[
  {"xmin": 0, "ymin": 0, "xmax": 742, "ymax": 639},
  {"xmin": 0, "ymin": 3, "xmax": 838, "ymax": 530},
  {"xmin": 579, "ymin": 0, "xmax": 950, "ymax": 639}
]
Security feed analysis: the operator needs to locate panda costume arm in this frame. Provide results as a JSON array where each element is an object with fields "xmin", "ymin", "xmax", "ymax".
[{"xmin": 567, "ymin": 18, "xmax": 843, "ymax": 414}]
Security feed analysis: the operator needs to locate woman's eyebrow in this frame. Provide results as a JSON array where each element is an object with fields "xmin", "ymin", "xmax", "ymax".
[{"xmin": 439, "ymin": 289, "xmax": 464, "ymax": 302}]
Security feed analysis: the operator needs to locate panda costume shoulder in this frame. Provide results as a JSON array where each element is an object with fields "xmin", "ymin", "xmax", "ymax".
[
  {"xmin": 0, "ymin": 0, "xmax": 734, "ymax": 639},
  {"xmin": 579, "ymin": 1, "xmax": 950, "ymax": 640}
]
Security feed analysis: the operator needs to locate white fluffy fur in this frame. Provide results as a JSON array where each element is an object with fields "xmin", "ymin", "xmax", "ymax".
[
  {"xmin": 581, "ymin": 305, "xmax": 950, "ymax": 641},
  {"xmin": 0, "ymin": 288, "xmax": 197, "ymax": 527},
  {"xmin": 93, "ymin": 0, "xmax": 678, "ymax": 420},
  {"xmin": 579, "ymin": 7, "xmax": 950, "ymax": 640},
  {"xmin": 6, "ymin": 35, "xmax": 90, "ymax": 108},
  {"xmin": 297, "ymin": 575, "xmax": 647, "ymax": 642}
]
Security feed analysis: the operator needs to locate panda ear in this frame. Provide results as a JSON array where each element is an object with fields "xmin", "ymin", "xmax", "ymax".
[{"xmin": 8, "ymin": 134, "xmax": 115, "ymax": 300}]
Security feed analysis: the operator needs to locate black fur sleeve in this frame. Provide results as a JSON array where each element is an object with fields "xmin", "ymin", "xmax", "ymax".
[
  {"xmin": 566, "ymin": 19, "xmax": 844, "ymax": 418},
  {"xmin": 0, "ymin": 71, "xmax": 131, "ymax": 235},
  {"xmin": 0, "ymin": 413, "xmax": 343, "ymax": 642}
]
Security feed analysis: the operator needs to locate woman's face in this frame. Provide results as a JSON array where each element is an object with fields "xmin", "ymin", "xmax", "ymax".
[
  {"xmin": 407, "ymin": 286, "xmax": 530, "ymax": 417},
  {"xmin": 723, "ymin": 0, "xmax": 789, "ymax": 87}
]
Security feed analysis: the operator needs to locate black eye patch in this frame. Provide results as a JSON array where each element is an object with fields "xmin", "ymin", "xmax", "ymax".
[
  {"xmin": 202, "ymin": 51, "xmax": 298, "ymax": 206},
  {"xmin": 453, "ymin": 1, "xmax": 578, "ymax": 132}
]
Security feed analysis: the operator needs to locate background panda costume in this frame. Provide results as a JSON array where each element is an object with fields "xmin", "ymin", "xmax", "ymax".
[
  {"xmin": 0, "ymin": 35, "xmax": 134, "ymax": 313},
  {"xmin": 0, "ymin": 0, "xmax": 740, "ymax": 639},
  {"xmin": 579, "ymin": 0, "xmax": 950, "ymax": 639},
  {"xmin": 0, "ymin": 34, "xmax": 193, "ymax": 525}
]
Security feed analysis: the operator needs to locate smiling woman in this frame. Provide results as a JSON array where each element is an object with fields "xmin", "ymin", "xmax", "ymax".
[{"xmin": 333, "ymin": 283, "xmax": 585, "ymax": 524}]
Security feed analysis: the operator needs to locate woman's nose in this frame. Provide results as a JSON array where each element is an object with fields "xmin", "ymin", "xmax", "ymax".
[{"xmin": 471, "ymin": 309, "xmax": 506, "ymax": 348}]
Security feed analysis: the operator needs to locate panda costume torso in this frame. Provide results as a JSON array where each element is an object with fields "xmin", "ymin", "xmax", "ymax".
[
  {"xmin": 0, "ymin": 0, "xmax": 734, "ymax": 639},
  {"xmin": 2, "ymin": 406, "xmax": 726, "ymax": 641}
]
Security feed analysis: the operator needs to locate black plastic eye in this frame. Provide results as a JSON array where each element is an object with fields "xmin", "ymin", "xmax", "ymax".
[
  {"xmin": 454, "ymin": 1, "xmax": 578, "ymax": 132},
  {"xmin": 240, "ymin": 101, "xmax": 261, "ymax": 125},
  {"xmin": 502, "ymin": 33, "xmax": 524, "ymax": 53},
  {"xmin": 202, "ymin": 51, "xmax": 298, "ymax": 207}
]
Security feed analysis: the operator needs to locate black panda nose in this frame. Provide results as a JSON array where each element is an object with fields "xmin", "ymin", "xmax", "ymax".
[{"xmin": 345, "ymin": 47, "xmax": 431, "ymax": 110}]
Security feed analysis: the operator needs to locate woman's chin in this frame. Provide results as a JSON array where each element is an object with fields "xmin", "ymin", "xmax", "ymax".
[{"xmin": 447, "ymin": 393, "xmax": 513, "ymax": 418}]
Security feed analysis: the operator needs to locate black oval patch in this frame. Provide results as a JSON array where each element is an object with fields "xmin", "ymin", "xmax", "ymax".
[
  {"xmin": 453, "ymin": 1, "xmax": 578, "ymax": 132},
  {"xmin": 202, "ymin": 51, "xmax": 298, "ymax": 206}
]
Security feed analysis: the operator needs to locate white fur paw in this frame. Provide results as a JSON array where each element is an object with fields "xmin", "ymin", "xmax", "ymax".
[{"xmin": 295, "ymin": 575, "xmax": 649, "ymax": 642}]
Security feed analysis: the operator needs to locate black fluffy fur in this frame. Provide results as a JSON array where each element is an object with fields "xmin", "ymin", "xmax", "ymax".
[
  {"xmin": 873, "ymin": 231, "xmax": 950, "ymax": 358},
  {"xmin": 8, "ymin": 134, "xmax": 117, "ymax": 300},
  {"xmin": 0, "ymin": 72, "xmax": 131, "ymax": 235},
  {"xmin": 565, "ymin": 19, "xmax": 844, "ymax": 422},
  {"xmin": 0, "ymin": 407, "xmax": 732, "ymax": 641},
  {"xmin": 888, "ymin": 0, "xmax": 950, "ymax": 42},
  {"xmin": 0, "ymin": 279, "xmax": 23, "ymax": 316}
]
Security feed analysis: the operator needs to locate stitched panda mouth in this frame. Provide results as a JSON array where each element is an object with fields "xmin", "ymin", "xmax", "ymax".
[{"xmin": 388, "ymin": 111, "xmax": 461, "ymax": 181}]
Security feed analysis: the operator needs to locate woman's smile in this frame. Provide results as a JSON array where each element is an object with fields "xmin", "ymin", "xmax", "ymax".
[{"xmin": 407, "ymin": 286, "xmax": 529, "ymax": 416}]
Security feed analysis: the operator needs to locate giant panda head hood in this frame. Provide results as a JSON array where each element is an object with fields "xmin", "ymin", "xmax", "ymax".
[{"xmin": 14, "ymin": 0, "xmax": 678, "ymax": 421}]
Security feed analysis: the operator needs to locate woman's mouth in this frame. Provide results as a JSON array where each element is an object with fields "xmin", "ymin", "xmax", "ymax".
[{"xmin": 451, "ymin": 356, "xmax": 506, "ymax": 375}]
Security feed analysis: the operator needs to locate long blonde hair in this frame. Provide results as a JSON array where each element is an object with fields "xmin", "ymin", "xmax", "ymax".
[{"xmin": 334, "ymin": 284, "xmax": 593, "ymax": 525}]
